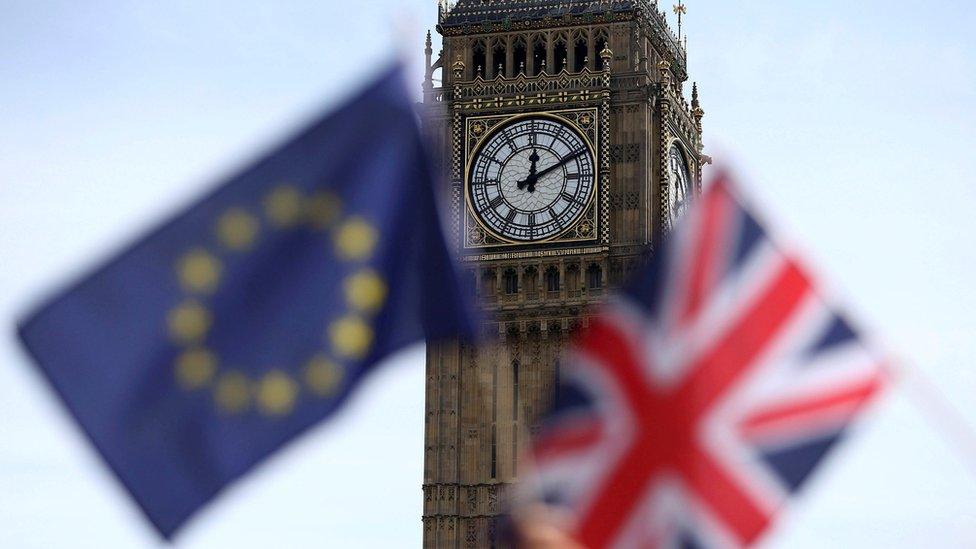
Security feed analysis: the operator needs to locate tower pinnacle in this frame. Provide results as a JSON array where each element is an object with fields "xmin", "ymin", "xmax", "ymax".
[{"xmin": 673, "ymin": 1, "xmax": 687, "ymax": 41}]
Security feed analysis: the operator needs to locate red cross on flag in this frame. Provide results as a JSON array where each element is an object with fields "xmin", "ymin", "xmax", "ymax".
[{"xmin": 525, "ymin": 170, "xmax": 888, "ymax": 548}]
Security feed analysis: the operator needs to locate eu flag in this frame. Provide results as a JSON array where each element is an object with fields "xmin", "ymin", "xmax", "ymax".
[{"xmin": 17, "ymin": 64, "xmax": 476, "ymax": 538}]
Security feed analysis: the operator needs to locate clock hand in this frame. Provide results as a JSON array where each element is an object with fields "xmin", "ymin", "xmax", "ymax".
[
  {"xmin": 517, "ymin": 149, "xmax": 586, "ymax": 193},
  {"xmin": 518, "ymin": 149, "xmax": 540, "ymax": 190},
  {"xmin": 534, "ymin": 149, "xmax": 585, "ymax": 180}
]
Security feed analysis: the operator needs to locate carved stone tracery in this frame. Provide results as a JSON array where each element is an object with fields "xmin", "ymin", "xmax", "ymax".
[{"xmin": 421, "ymin": 2, "xmax": 704, "ymax": 547}]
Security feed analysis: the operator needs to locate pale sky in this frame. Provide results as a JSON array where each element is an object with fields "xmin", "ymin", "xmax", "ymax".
[{"xmin": 1, "ymin": 1, "xmax": 975, "ymax": 547}]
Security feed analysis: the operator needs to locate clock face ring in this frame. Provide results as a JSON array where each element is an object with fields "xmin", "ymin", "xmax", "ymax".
[
  {"xmin": 467, "ymin": 115, "xmax": 596, "ymax": 243},
  {"xmin": 667, "ymin": 143, "xmax": 693, "ymax": 226}
]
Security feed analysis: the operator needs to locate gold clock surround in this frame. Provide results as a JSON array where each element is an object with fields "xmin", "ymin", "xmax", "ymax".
[{"xmin": 463, "ymin": 108, "xmax": 601, "ymax": 249}]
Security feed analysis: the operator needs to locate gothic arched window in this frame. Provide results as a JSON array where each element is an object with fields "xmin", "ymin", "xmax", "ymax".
[
  {"xmin": 523, "ymin": 266, "xmax": 538, "ymax": 295},
  {"xmin": 594, "ymin": 30, "xmax": 609, "ymax": 69},
  {"xmin": 472, "ymin": 40, "xmax": 486, "ymax": 78},
  {"xmin": 553, "ymin": 34, "xmax": 568, "ymax": 72},
  {"xmin": 503, "ymin": 268, "xmax": 518, "ymax": 295},
  {"xmin": 573, "ymin": 33, "xmax": 588, "ymax": 72},
  {"xmin": 491, "ymin": 39, "xmax": 506, "ymax": 78},
  {"xmin": 481, "ymin": 268, "xmax": 496, "ymax": 296},
  {"xmin": 566, "ymin": 264, "xmax": 580, "ymax": 296},
  {"xmin": 587, "ymin": 263, "xmax": 603, "ymax": 290},
  {"xmin": 532, "ymin": 35, "xmax": 547, "ymax": 75},
  {"xmin": 513, "ymin": 36, "xmax": 527, "ymax": 75},
  {"xmin": 544, "ymin": 266, "xmax": 560, "ymax": 293}
]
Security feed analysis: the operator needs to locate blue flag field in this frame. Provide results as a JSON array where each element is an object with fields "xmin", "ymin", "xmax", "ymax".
[{"xmin": 17, "ymin": 64, "xmax": 475, "ymax": 538}]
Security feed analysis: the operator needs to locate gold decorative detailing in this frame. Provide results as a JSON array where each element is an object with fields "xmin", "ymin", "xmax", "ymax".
[
  {"xmin": 467, "ymin": 226, "xmax": 486, "ymax": 246},
  {"xmin": 304, "ymin": 355, "xmax": 344, "ymax": 397},
  {"xmin": 578, "ymin": 113, "xmax": 594, "ymax": 128},
  {"xmin": 452, "ymin": 57, "xmax": 466, "ymax": 79},
  {"xmin": 175, "ymin": 347, "xmax": 217, "ymax": 389},
  {"xmin": 256, "ymin": 370, "xmax": 298, "ymax": 416},
  {"xmin": 217, "ymin": 209, "xmax": 259, "ymax": 251},
  {"xmin": 334, "ymin": 217, "xmax": 378, "ymax": 261},
  {"xmin": 460, "ymin": 245, "xmax": 607, "ymax": 264},
  {"xmin": 658, "ymin": 58, "xmax": 674, "ymax": 92},
  {"xmin": 673, "ymin": 1, "xmax": 687, "ymax": 41},
  {"xmin": 168, "ymin": 300, "xmax": 212, "ymax": 343},
  {"xmin": 307, "ymin": 191, "xmax": 342, "ymax": 230},
  {"xmin": 471, "ymin": 121, "xmax": 486, "ymax": 136},
  {"xmin": 577, "ymin": 220, "xmax": 595, "ymax": 238},
  {"xmin": 214, "ymin": 371, "xmax": 251, "ymax": 414},
  {"xmin": 455, "ymin": 70, "xmax": 603, "ymax": 103},
  {"xmin": 329, "ymin": 315, "xmax": 373, "ymax": 359},
  {"xmin": 177, "ymin": 249, "xmax": 221, "ymax": 294},
  {"xmin": 344, "ymin": 269, "xmax": 387, "ymax": 314},
  {"xmin": 263, "ymin": 185, "xmax": 304, "ymax": 227},
  {"xmin": 462, "ymin": 109, "xmax": 601, "ymax": 250}
]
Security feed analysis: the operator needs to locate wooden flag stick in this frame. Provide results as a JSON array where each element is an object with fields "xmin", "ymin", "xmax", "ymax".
[{"xmin": 888, "ymin": 359, "xmax": 976, "ymax": 478}]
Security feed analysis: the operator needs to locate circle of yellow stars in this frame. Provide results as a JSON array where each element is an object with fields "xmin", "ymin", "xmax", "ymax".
[{"xmin": 166, "ymin": 184, "xmax": 386, "ymax": 418}]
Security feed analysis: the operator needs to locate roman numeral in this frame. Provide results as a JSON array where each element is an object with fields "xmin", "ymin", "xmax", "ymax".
[
  {"xmin": 566, "ymin": 173, "xmax": 580, "ymax": 180},
  {"xmin": 548, "ymin": 207, "xmax": 564, "ymax": 230},
  {"xmin": 501, "ymin": 208, "xmax": 518, "ymax": 232},
  {"xmin": 503, "ymin": 131, "xmax": 518, "ymax": 150},
  {"xmin": 527, "ymin": 213, "xmax": 536, "ymax": 226},
  {"xmin": 490, "ymin": 196, "xmax": 504, "ymax": 209},
  {"xmin": 561, "ymin": 191, "xmax": 578, "ymax": 203}
]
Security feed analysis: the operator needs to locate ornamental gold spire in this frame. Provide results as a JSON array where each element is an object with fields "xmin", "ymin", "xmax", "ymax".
[{"xmin": 673, "ymin": 1, "xmax": 687, "ymax": 41}]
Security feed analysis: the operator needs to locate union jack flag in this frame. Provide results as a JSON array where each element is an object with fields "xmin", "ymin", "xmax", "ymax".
[{"xmin": 528, "ymin": 171, "xmax": 887, "ymax": 548}]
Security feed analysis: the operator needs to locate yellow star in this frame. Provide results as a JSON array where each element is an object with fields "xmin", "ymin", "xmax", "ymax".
[
  {"xmin": 344, "ymin": 269, "xmax": 387, "ymax": 314},
  {"xmin": 329, "ymin": 315, "xmax": 374, "ymax": 359},
  {"xmin": 178, "ymin": 249, "xmax": 221, "ymax": 294},
  {"xmin": 217, "ymin": 208, "xmax": 259, "ymax": 251},
  {"xmin": 304, "ymin": 355, "xmax": 344, "ymax": 397},
  {"xmin": 168, "ymin": 300, "xmax": 212, "ymax": 343},
  {"xmin": 334, "ymin": 217, "xmax": 378, "ymax": 261},
  {"xmin": 175, "ymin": 347, "xmax": 217, "ymax": 389},
  {"xmin": 306, "ymin": 191, "xmax": 342, "ymax": 230},
  {"xmin": 256, "ymin": 370, "xmax": 298, "ymax": 416},
  {"xmin": 264, "ymin": 185, "xmax": 304, "ymax": 227},
  {"xmin": 214, "ymin": 371, "xmax": 251, "ymax": 414}
]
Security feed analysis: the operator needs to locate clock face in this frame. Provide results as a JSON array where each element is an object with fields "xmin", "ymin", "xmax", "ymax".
[
  {"xmin": 468, "ymin": 116, "xmax": 595, "ymax": 242},
  {"xmin": 667, "ymin": 144, "xmax": 693, "ymax": 226}
]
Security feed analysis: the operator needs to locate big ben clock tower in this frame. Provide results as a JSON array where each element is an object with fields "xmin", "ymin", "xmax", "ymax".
[{"xmin": 419, "ymin": 1, "xmax": 705, "ymax": 546}]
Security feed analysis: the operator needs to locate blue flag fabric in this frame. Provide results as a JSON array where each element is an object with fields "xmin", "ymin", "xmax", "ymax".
[{"xmin": 17, "ymin": 64, "xmax": 475, "ymax": 538}]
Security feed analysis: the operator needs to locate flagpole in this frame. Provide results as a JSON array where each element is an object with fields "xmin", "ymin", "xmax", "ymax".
[{"xmin": 888, "ymin": 360, "xmax": 976, "ymax": 478}]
